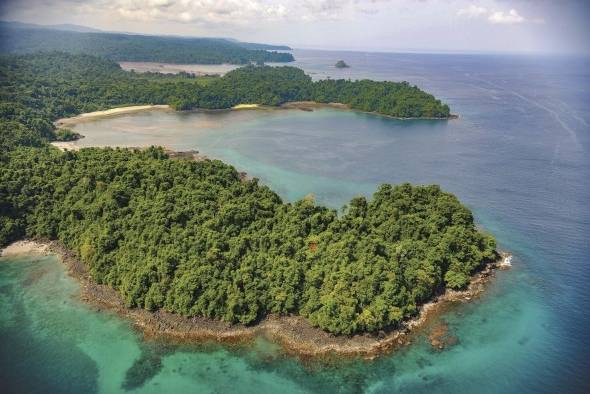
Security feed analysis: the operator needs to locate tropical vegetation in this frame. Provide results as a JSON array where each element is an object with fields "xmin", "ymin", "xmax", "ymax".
[{"xmin": 0, "ymin": 52, "xmax": 491, "ymax": 335}]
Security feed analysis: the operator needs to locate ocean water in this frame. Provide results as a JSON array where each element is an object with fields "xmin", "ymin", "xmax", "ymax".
[{"xmin": 2, "ymin": 50, "xmax": 589, "ymax": 393}]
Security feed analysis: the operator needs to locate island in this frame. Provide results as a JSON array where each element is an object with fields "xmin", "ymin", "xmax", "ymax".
[
  {"xmin": 335, "ymin": 60, "xmax": 350, "ymax": 68},
  {"xmin": 0, "ymin": 52, "xmax": 493, "ymax": 355}
]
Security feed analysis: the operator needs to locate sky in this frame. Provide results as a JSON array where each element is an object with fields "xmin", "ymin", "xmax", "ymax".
[{"xmin": 1, "ymin": 0, "xmax": 589, "ymax": 54}]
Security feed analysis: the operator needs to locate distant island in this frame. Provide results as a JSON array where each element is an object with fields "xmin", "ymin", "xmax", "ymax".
[
  {"xmin": 335, "ymin": 60, "xmax": 350, "ymax": 68},
  {"xmin": 0, "ymin": 22, "xmax": 294, "ymax": 65}
]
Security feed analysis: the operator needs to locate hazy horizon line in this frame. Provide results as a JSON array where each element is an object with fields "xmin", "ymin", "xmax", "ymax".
[{"xmin": 2, "ymin": 19, "xmax": 588, "ymax": 58}]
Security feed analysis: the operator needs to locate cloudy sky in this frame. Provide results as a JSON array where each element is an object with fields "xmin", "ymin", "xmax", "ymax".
[{"xmin": 1, "ymin": 0, "xmax": 588, "ymax": 54}]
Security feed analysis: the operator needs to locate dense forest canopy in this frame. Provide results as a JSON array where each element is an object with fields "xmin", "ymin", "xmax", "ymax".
[
  {"xmin": 0, "ymin": 52, "xmax": 490, "ymax": 335},
  {"xmin": 0, "ymin": 24, "xmax": 294, "ymax": 64}
]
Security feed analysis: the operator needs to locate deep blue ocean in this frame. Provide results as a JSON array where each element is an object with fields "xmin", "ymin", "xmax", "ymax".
[{"xmin": 1, "ymin": 49, "xmax": 589, "ymax": 393}]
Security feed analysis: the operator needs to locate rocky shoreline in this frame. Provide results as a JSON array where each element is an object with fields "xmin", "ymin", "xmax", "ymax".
[{"xmin": 2, "ymin": 239, "xmax": 509, "ymax": 359}]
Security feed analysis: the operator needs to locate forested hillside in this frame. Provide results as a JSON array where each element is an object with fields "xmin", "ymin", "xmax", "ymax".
[
  {"xmin": 0, "ymin": 52, "xmax": 490, "ymax": 335},
  {"xmin": 0, "ymin": 24, "xmax": 294, "ymax": 64}
]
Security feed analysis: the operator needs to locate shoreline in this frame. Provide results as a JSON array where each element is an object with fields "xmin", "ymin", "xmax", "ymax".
[
  {"xmin": 52, "ymin": 102, "xmax": 457, "ymax": 131},
  {"xmin": 1, "ymin": 239, "xmax": 508, "ymax": 359},
  {"xmin": 1, "ymin": 240, "xmax": 49, "ymax": 257},
  {"xmin": 54, "ymin": 105, "xmax": 172, "ymax": 128},
  {"xmin": 279, "ymin": 101, "xmax": 459, "ymax": 120},
  {"xmin": 49, "ymin": 103, "xmax": 455, "ymax": 152}
]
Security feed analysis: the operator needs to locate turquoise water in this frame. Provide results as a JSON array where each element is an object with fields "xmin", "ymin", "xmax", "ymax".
[
  {"xmin": 2, "ymin": 51, "xmax": 589, "ymax": 392},
  {"xmin": 0, "ymin": 253, "xmax": 543, "ymax": 393}
]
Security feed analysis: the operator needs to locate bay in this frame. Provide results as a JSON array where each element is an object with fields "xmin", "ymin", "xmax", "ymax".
[{"xmin": 2, "ymin": 49, "xmax": 589, "ymax": 393}]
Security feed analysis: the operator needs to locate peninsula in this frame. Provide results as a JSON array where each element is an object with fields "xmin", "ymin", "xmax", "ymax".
[{"xmin": 0, "ymin": 52, "xmax": 492, "ymax": 352}]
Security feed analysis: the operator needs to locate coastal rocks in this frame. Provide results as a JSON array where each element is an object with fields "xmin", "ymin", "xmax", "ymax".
[
  {"xmin": 166, "ymin": 149, "xmax": 202, "ymax": 161},
  {"xmin": 428, "ymin": 321, "xmax": 459, "ymax": 351},
  {"xmin": 499, "ymin": 253, "xmax": 513, "ymax": 270},
  {"xmin": 279, "ymin": 101, "xmax": 349, "ymax": 112}
]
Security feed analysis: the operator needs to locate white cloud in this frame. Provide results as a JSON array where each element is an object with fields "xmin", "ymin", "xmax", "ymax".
[
  {"xmin": 457, "ymin": 4, "xmax": 533, "ymax": 25},
  {"xmin": 457, "ymin": 5, "xmax": 488, "ymax": 18},
  {"xmin": 96, "ymin": 1, "xmax": 290, "ymax": 24},
  {"xmin": 488, "ymin": 9, "xmax": 525, "ymax": 24},
  {"xmin": 94, "ymin": 0, "xmax": 373, "ymax": 25}
]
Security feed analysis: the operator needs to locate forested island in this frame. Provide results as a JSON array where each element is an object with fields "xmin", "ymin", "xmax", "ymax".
[
  {"xmin": 0, "ymin": 51, "xmax": 491, "ymax": 338},
  {"xmin": 335, "ymin": 60, "xmax": 350, "ymax": 68},
  {"xmin": 0, "ymin": 23, "xmax": 294, "ymax": 65}
]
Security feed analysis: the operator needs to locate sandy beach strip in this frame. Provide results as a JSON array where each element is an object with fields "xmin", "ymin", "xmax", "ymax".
[
  {"xmin": 54, "ymin": 105, "xmax": 171, "ymax": 127},
  {"xmin": 1, "ymin": 240, "xmax": 49, "ymax": 257},
  {"xmin": 231, "ymin": 103, "xmax": 261, "ymax": 110},
  {"xmin": 51, "ymin": 141, "xmax": 81, "ymax": 151}
]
